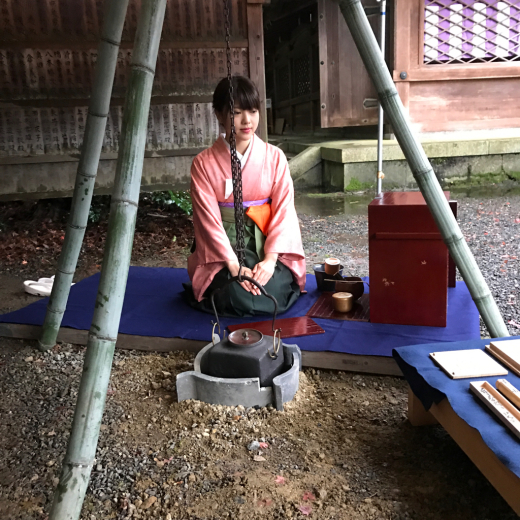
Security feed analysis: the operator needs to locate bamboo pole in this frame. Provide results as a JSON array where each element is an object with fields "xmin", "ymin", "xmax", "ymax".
[
  {"xmin": 39, "ymin": 0, "xmax": 130, "ymax": 352},
  {"xmin": 375, "ymin": 0, "xmax": 386, "ymax": 197},
  {"xmin": 48, "ymin": 2, "xmax": 167, "ymax": 519},
  {"xmin": 334, "ymin": 0, "xmax": 509, "ymax": 338}
]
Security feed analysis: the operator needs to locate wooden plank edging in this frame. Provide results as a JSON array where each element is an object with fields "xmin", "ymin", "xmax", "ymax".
[{"xmin": 0, "ymin": 323, "xmax": 402, "ymax": 376}]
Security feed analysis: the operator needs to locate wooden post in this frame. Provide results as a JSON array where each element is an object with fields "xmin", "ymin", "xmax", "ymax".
[
  {"xmin": 408, "ymin": 387, "xmax": 438, "ymax": 426},
  {"xmin": 392, "ymin": 0, "xmax": 412, "ymax": 110},
  {"xmin": 247, "ymin": 0, "xmax": 268, "ymax": 141},
  {"xmin": 48, "ymin": 2, "xmax": 167, "ymax": 519}
]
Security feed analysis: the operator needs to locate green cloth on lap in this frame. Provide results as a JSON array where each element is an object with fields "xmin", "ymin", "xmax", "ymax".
[
  {"xmin": 220, "ymin": 206, "xmax": 266, "ymax": 262},
  {"xmin": 184, "ymin": 207, "xmax": 300, "ymax": 317}
]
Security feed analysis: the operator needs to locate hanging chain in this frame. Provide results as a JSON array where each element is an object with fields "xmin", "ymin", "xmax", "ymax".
[{"xmin": 224, "ymin": 0, "xmax": 246, "ymax": 269}]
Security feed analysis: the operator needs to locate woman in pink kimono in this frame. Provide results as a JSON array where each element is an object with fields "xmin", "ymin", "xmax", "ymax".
[{"xmin": 184, "ymin": 76, "xmax": 306, "ymax": 317}]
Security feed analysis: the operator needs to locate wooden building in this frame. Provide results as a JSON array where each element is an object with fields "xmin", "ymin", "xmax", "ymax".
[
  {"xmin": 264, "ymin": 0, "xmax": 383, "ymax": 135},
  {"xmin": 265, "ymin": 0, "xmax": 520, "ymax": 136},
  {"xmin": 0, "ymin": 0, "xmax": 267, "ymax": 200},
  {"xmin": 1, "ymin": 0, "xmax": 519, "ymax": 199},
  {"xmin": 393, "ymin": 0, "xmax": 520, "ymax": 135}
]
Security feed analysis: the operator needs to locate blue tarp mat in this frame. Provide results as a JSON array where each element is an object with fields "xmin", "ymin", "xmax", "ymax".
[
  {"xmin": 393, "ymin": 336, "xmax": 520, "ymax": 479},
  {"xmin": 0, "ymin": 266, "xmax": 480, "ymax": 356}
]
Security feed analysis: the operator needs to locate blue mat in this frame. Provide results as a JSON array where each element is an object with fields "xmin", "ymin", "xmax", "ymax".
[
  {"xmin": 393, "ymin": 337, "xmax": 520, "ymax": 479},
  {"xmin": 0, "ymin": 267, "xmax": 480, "ymax": 356}
]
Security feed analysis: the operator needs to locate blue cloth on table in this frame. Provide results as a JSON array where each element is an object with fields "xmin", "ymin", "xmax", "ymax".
[
  {"xmin": 393, "ymin": 337, "xmax": 520, "ymax": 479},
  {"xmin": 0, "ymin": 266, "xmax": 480, "ymax": 357}
]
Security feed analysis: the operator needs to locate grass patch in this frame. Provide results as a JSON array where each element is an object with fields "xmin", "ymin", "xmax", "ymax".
[
  {"xmin": 344, "ymin": 177, "xmax": 373, "ymax": 192},
  {"xmin": 444, "ymin": 172, "xmax": 508, "ymax": 188}
]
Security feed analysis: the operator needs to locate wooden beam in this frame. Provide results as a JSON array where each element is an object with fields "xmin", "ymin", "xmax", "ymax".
[
  {"xmin": 301, "ymin": 350, "xmax": 402, "ymax": 376},
  {"xmin": 393, "ymin": 64, "xmax": 520, "ymax": 83},
  {"xmin": 0, "ymin": 323, "xmax": 206, "ymax": 353},
  {"xmin": 274, "ymin": 92, "xmax": 320, "ymax": 110},
  {"xmin": 247, "ymin": 2, "xmax": 268, "ymax": 141},
  {"xmin": 318, "ymin": 0, "xmax": 329, "ymax": 128},
  {"xmin": 6, "ymin": 95, "xmax": 214, "ymax": 109},
  {"xmin": 392, "ymin": 0, "xmax": 412, "ymax": 86},
  {"xmin": 0, "ymin": 322, "xmax": 402, "ymax": 375},
  {"xmin": 0, "ymin": 40, "xmax": 250, "ymax": 51},
  {"xmin": 0, "ymin": 147, "xmax": 206, "ymax": 166}
]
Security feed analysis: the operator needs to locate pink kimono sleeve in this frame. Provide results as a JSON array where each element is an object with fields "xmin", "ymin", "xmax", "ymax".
[
  {"xmin": 190, "ymin": 156, "xmax": 237, "ymax": 265},
  {"xmin": 264, "ymin": 150, "xmax": 307, "ymax": 290},
  {"xmin": 187, "ymin": 156, "xmax": 239, "ymax": 300}
]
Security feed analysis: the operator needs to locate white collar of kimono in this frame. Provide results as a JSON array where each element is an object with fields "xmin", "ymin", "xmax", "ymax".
[{"xmin": 219, "ymin": 134, "xmax": 252, "ymax": 170}]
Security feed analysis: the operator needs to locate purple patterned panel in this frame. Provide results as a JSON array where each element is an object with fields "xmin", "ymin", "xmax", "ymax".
[{"xmin": 424, "ymin": 0, "xmax": 520, "ymax": 63}]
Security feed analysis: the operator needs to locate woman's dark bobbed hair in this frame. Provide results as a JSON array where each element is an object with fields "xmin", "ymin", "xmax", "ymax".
[{"xmin": 212, "ymin": 76, "xmax": 260, "ymax": 115}]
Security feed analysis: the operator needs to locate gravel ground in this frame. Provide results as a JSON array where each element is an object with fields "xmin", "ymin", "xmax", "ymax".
[{"xmin": 0, "ymin": 187, "xmax": 519, "ymax": 519}]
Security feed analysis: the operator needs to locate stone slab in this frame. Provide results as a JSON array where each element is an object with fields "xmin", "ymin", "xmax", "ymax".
[
  {"xmin": 0, "ymin": 155, "xmax": 193, "ymax": 201},
  {"xmin": 329, "ymin": 154, "xmax": 511, "ymax": 192}
]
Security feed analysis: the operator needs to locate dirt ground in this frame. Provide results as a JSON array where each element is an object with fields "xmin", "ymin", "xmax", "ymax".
[{"xmin": 0, "ymin": 191, "xmax": 519, "ymax": 520}]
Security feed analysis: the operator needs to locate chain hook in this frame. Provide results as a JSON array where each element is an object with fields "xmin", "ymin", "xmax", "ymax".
[{"xmin": 223, "ymin": 0, "xmax": 246, "ymax": 268}]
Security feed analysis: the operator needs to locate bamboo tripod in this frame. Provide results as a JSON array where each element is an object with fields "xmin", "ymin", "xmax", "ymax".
[{"xmin": 38, "ymin": 0, "xmax": 130, "ymax": 352}]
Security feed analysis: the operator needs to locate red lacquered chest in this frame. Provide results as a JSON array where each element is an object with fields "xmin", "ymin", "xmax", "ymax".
[{"xmin": 368, "ymin": 192, "xmax": 450, "ymax": 327}]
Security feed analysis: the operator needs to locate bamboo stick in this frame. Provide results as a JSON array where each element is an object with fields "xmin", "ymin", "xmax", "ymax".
[
  {"xmin": 334, "ymin": 0, "xmax": 509, "ymax": 338},
  {"xmin": 39, "ymin": 0, "xmax": 130, "ymax": 352},
  {"xmin": 48, "ymin": 2, "xmax": 167, "ymax": 519}
]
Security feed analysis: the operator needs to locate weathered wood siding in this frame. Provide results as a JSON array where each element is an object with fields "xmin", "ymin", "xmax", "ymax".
[
  {"xmin": 0, "ymin": 0, "xmax": 250, "ymax": 158},
  {"xmin": 0, "ymin": 0, "xmax": 267, "ymax": 199},
  {"xmin": 393, "ymin": 0, "xmax": 520, "ymax": 134},
  {"xmin": 318, "ymin": 0, "xmax": 380, "ymax": 128}
]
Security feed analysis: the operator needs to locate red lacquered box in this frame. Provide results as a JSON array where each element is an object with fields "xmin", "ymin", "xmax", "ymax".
[{"xmin": 368, "ymin": 192, "xmax": 451, "ymax": 327}]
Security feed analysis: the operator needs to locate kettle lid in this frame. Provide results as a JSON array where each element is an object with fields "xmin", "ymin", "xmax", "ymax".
[{"xmin": 228, "ymin": 328, "xmax": 263, "ymax": 347}]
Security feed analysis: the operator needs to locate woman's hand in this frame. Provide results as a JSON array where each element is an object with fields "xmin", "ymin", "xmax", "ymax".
[
  {"xmin": 252, "ymin": 253, "xmax": 278, "ymax": 288},
  {"xmin": 226, "ymin": 260, "xmax": 261, "ymax": 295}
]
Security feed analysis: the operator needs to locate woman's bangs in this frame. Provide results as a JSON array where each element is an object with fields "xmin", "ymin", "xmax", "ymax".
[
  {"xmin": 234, "ymin": 86, "xmax": 260, "ymax": 111},
  {"xmin": 232, "ymin": 77, "xmax": 260, "ymax": 110}
]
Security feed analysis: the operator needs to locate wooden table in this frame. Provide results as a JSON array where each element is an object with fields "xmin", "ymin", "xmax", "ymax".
[{"xmin": 408, "ymin": 387, "xmax": 520, "ymax": 515}]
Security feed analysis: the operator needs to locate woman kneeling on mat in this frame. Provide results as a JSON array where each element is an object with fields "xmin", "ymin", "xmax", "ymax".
[{"xmin": 184, "ymin": 76, "xmax": 306, "ymax": 317}]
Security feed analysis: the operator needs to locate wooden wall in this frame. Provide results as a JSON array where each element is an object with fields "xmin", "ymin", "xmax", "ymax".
[
  {"xmin": 0, "ymin": 0, "xmax": 267, "ymax": 198},
  {"xmin": 270, "ymin": 21, "xmax": 321, "ymax": 134},
  {"xmin": 393, "ymin": 0, "xmax": 520, "ymax": 134},
  {"xmin": 318, "ymin": 0, "xmax": 381, "ymax": 129}
]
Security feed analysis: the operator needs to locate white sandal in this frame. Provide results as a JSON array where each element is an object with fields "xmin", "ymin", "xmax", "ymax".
[
  {"xmin": 23, "ymin": 280, "xmax": 53, "ymax": 297},
  {"xmin": 23, "ymin": 275, "xmax": 73, "ymax": 297}
]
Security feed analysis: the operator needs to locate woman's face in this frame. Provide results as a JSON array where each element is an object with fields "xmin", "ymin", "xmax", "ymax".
[{"xmin": 217, "ymin": 104, "xmax": 260, "ymax": 149}]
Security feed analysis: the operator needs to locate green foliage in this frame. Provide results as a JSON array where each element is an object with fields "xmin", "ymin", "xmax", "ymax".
[
  {"xmin": 88, "ymin": 196, "xmax": 111, "ymax": 223},
  {"xmin": 344, "ymin": 177, "xmax": 373, "ymax": 192},
  {"xmin": 150, "ymin": 190, "xmax": 193, "ymax": 216}
]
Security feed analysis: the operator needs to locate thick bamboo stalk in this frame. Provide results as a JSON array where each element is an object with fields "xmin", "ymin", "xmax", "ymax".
[
  {"xmin": 335, "ymin": 0, "xmax": 509, "ymax": 338},
  {"xmin": 39, "ymin": 0, "xmax": 130, "ymax": 352},
  {"xmin": 48, "ymin": 2, "xmax": 167, "ymax": 519}
]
